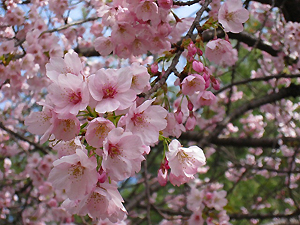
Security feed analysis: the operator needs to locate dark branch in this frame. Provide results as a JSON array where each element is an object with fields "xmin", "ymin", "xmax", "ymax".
[
  {"xmin": 0, "ymin": 122, "xmax": 49, "ymax": 154},
  {"xmin": 198, "ymin": 84, "xmax": 300, "ymax": 147}
]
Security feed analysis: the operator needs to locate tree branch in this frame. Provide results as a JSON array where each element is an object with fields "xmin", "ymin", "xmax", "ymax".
[
  {"xmin": 198, "ymin": 84, "xmax": 300, "ymax": 147},
  {"xmin": 0, "ymin": 122, "xmax": 49, "ymax": 154}
]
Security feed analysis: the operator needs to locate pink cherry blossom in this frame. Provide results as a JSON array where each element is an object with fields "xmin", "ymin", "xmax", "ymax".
[
  {"xmin": 218, "ymin": 0, "xmax": 249, "ymax": 33},
  {"xmin": 118, "ymin": 99, "xmax": 168, "ymax": 145},
  {"xmin": 94, "ymin": 36, "xmax": 114, "ymax": 56},
  {"xmin": 198, "ymin": 91, "xmax": 217, "ymax": 106},
  {"xmin": 157, "ymin": 168, "xmax": 168, "ymax": 186},
  {"xmin": 24, "ymin": 105, "xmax": 54, "ymax": 143},
  {"xmin": 157, "ymin": 0, "xmax": 173, "ymax": 10},
  {"xmin": 88, "ymin": 67, "xmax": 136, "ymax": 113},
  {"xmin": 48, "ymin": 149, "xmax": 98, "ymax": 200},
  {"xmin": 75, "ymin": 182, "xmax": 126, "ymax": 223},
  {"xmin": 51, "ymin": 113, "xmax": 80, "ymax": 141},
  {"xmin": 102, "ymin": 127, "xmax": 145, "ymax": 181},
  {"xmin": 181, "ymin": 74, "xmax": 206, "ymax": 96},
  {"xmin": 205, "ymin": 38, "xmax": 238, "ymax": 66},
  {"xmin": 46, "ymin": 50, "xmax": 84, "ymax": 81},
  {"xmin": 85, "ymin": 118, "xmax": 115, "ymax": 148},
  {"xmin": 130, "ymin": 62, "xmax": 151, "ymax": 94},
  {"xmin": 135, "ymin": 1, "xmax": 158, "ymax": 22},
  {"xmin": 166, "ymin": 139, "xmax": 206, "ymax": 182},
  {"xmin": 48, "ymin": 73, "xmax": 89, "ymax": 115}
]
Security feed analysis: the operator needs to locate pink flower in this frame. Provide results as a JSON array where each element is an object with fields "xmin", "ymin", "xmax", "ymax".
[
  {"xmin": 46, "ymin": 50, "xmax": 84, "ymax": 81},
  {"xmin": 48, "ymin": 149, "xmax": 98, "ymax": 200},
  {"xmin": 130, "ymin": 63, "xmax": 150, "ymax": 94},
  {"xmin": 157, "ymin": 168, "xmax": 168, "ymax": 186},
  {"xmin": 218, "ymin": 0, "xmax": 249, "ymax": 33},
  {"xmin": 118, "ymin": 99, "xmax": 168, "ymax": 145},
  {"xmin": 181, "ymin": 74, "xmax": 206, "ymax": 96},
  {"xmin": 198, "ymin": 91, "xmax": 216, "ymax": 106},
  {"xmin": 166, "ymin": 139, "xmax": 206, "ymax": 183},
  {"xmin": 94, "ymin": 36, "xmax": 114, "ymax": 56},
  {"xmin": 192, "ymin": 61, "xmax": 204, "ymax": 73},
  {"xmin": 111, "ymin": 23, "xmax": 135, "ymax": 45},
  {"xmin": 52, "ymin": 113, "xmax": 80, "ymax": 141},
  {"xmin": 205, "ymin": 39, "xmax": 238, "ymax": 66},
  {"xmin": 188, "ymin": 209, "xmax": 204, "ymax": 225},
  {"xmin": 163, "ymin": 113, "xmax": 186, "ymax": 138},
  {"xmin": 88, "ymin": 68, "xmax": 136, "ymax": 113},
  {"xmin": 157, "ymin": 0, "xmax": 172, "ymax": 9},
  {"xmin": 185, "ymin": 113, "xmax": 197, "ymax": 131},
  {"xmin": 48, "ymin": 73, "xmax": 89, "ymax": 115},
  {"xmin": 25, "ymin": 105, "xmax": 54, "ymax": 143},
  {"xmin": 102, "ymin": 128, "xmax": 145, "ymax": 181},
  {"xmin": 52, "ymin": 137, "xmax": 83, "ymax": 158},
  {"xmin": 85, "ymin": 118, "xmax": 115, "ymax": 148},
  {"xmin": 135, "ymin": 0, "xmax": 158, "ymax": 22},
  {"xmin": 78, "ymin": 182, "xmax": 126, "ymax": 222}
]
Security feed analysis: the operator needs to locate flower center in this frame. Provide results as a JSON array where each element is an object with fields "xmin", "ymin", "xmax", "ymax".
[
  {"xmin": 69, "ymin": 91, "xmax": 82, "ymax": 104},
  {"xmin": 103, "ymin": 86, "xmax": 117, "ymax": 98},
  {"xmin": 131, "ymin": 112, "xmax": 145, "ymax": 126},
  {"xmin": 108, "ymin": 144, "xmax": 121, "ymax": 158}
]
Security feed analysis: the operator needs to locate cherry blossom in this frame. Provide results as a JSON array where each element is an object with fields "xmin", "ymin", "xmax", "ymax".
[
  {"xmin": 48, "ymin": 148, "xmax": 98, "ymax": 200},
  {"xmin": 166, "ymin": 139, "xmax": 206, "ymax": 184},
  {"xmin": 102, "ymin": 127, "xmax": 145, "ymax": 181},
  {"xmin": 218, "ymin": 0, "xmax": 250, "ymax": 33},
  {"xmin": 88, "ymin": 67, "xmax": 136, "ymax": 113},
  {"xmin": 118, "ymin": 99, "xmax": 168, "ymax": 145}
]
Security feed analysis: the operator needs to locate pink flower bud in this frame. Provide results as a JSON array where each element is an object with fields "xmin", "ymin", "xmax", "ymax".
[
  {"xmin": 211, "ymin": 76, "xmax": 220, "ymax": 90},
  {"xmin": 98, "ymin": 169, "xmax": 107, "ymax": 183},
  {"xmin": 205, "ymin": 79, "xmax": 210, "ymax": 89},
  {"xmin": 47, "ymin": 199, "xmax": 58, "ymax": 207},
  {"xmin": 157, "ymin": 168, "xmax": 168, "ymax": 186},
  {"xmin": 151, "ymin": 63, "xmax": 158, "ymax": 74},
  {"xmin": 185, "ymin": 113, "xmax": 197, "ymax": 131},
  {"xmin": 174, "ymin": 108, "xmax": 183, "ymax": 124},
  {"xmin": 188, "ymin": 42, "xmax": 197, "ymax": 57},
  {"xmin": 188, "ymin": 100, "xmax": 194, "ymax": 111},
  {"xmin": 197, "ymin": 49, "xmax": 203, "ymax": 56},
  {"xmin": 192, "ymin": 61, "xmax": 204, "ymax": 73},
  {"xmin": 202, "ymin": 72, "xmax": 210, "ymax": 81}
]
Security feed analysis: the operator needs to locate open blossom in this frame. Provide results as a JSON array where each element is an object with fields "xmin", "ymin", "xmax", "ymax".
[
  {"xmin": 77, "ymin": 182, "xmax": 126, "ymax": 222},
  {"xmin": 205, "ymin": 39, "xmax": 238, "ymax": 66},
  {"xmin": 48, "ymin": 73, "xmax": 89, "ymax": 115},
  {"xmin": 118, "ymin": 99, "xmax": 168, "ymax": 145},
  {"xmin": 25, "ymin": 105, "xmax": 54, "ymax": 143},
  {"xmin": 52, "ymin": 113, "xmax": 80, "ymax": 141},
  {"xmin": 85, "ymin": 118, "xmax": 115, "ymax": 148},
  {"xmin": 166, "ymin": 139, "xmax": 206, "ymax": 183},
  {"xmin": 181, "ymin": 74, "xmax": 206, "ymax": 96},
  {"xmin": 130, "ymin": 63, "xmax": 151, "ymax": 94},
  {"xmin": 46, "ymin": 50, "xmax": 84, "ymax": 81},
  {"xmin": 48, "ymin": 148, "xmax": 98, "ymax": 200},
  {"xmin": 102, "ymin": 128, "xmax": 145, "ymax": 181},
  {"xmin": 218, "ymin": 0, "xmax": 249, "ymax": 33},
  {"xmin": 135, "ymin": 0, "xmax": 158, "ymax": 22},
  {"xmin": 88, "ymin": 67, "xmax": 136, "ymax": 113}
]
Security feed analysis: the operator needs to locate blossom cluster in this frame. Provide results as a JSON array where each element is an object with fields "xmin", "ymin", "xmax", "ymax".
[
  {"xmin": 93, "ymin": 0, "xmax": 193, "ymax": 58},
  {"xmin": 24, "ymin": 51, "xmax": 207, "ymax": 222}
]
